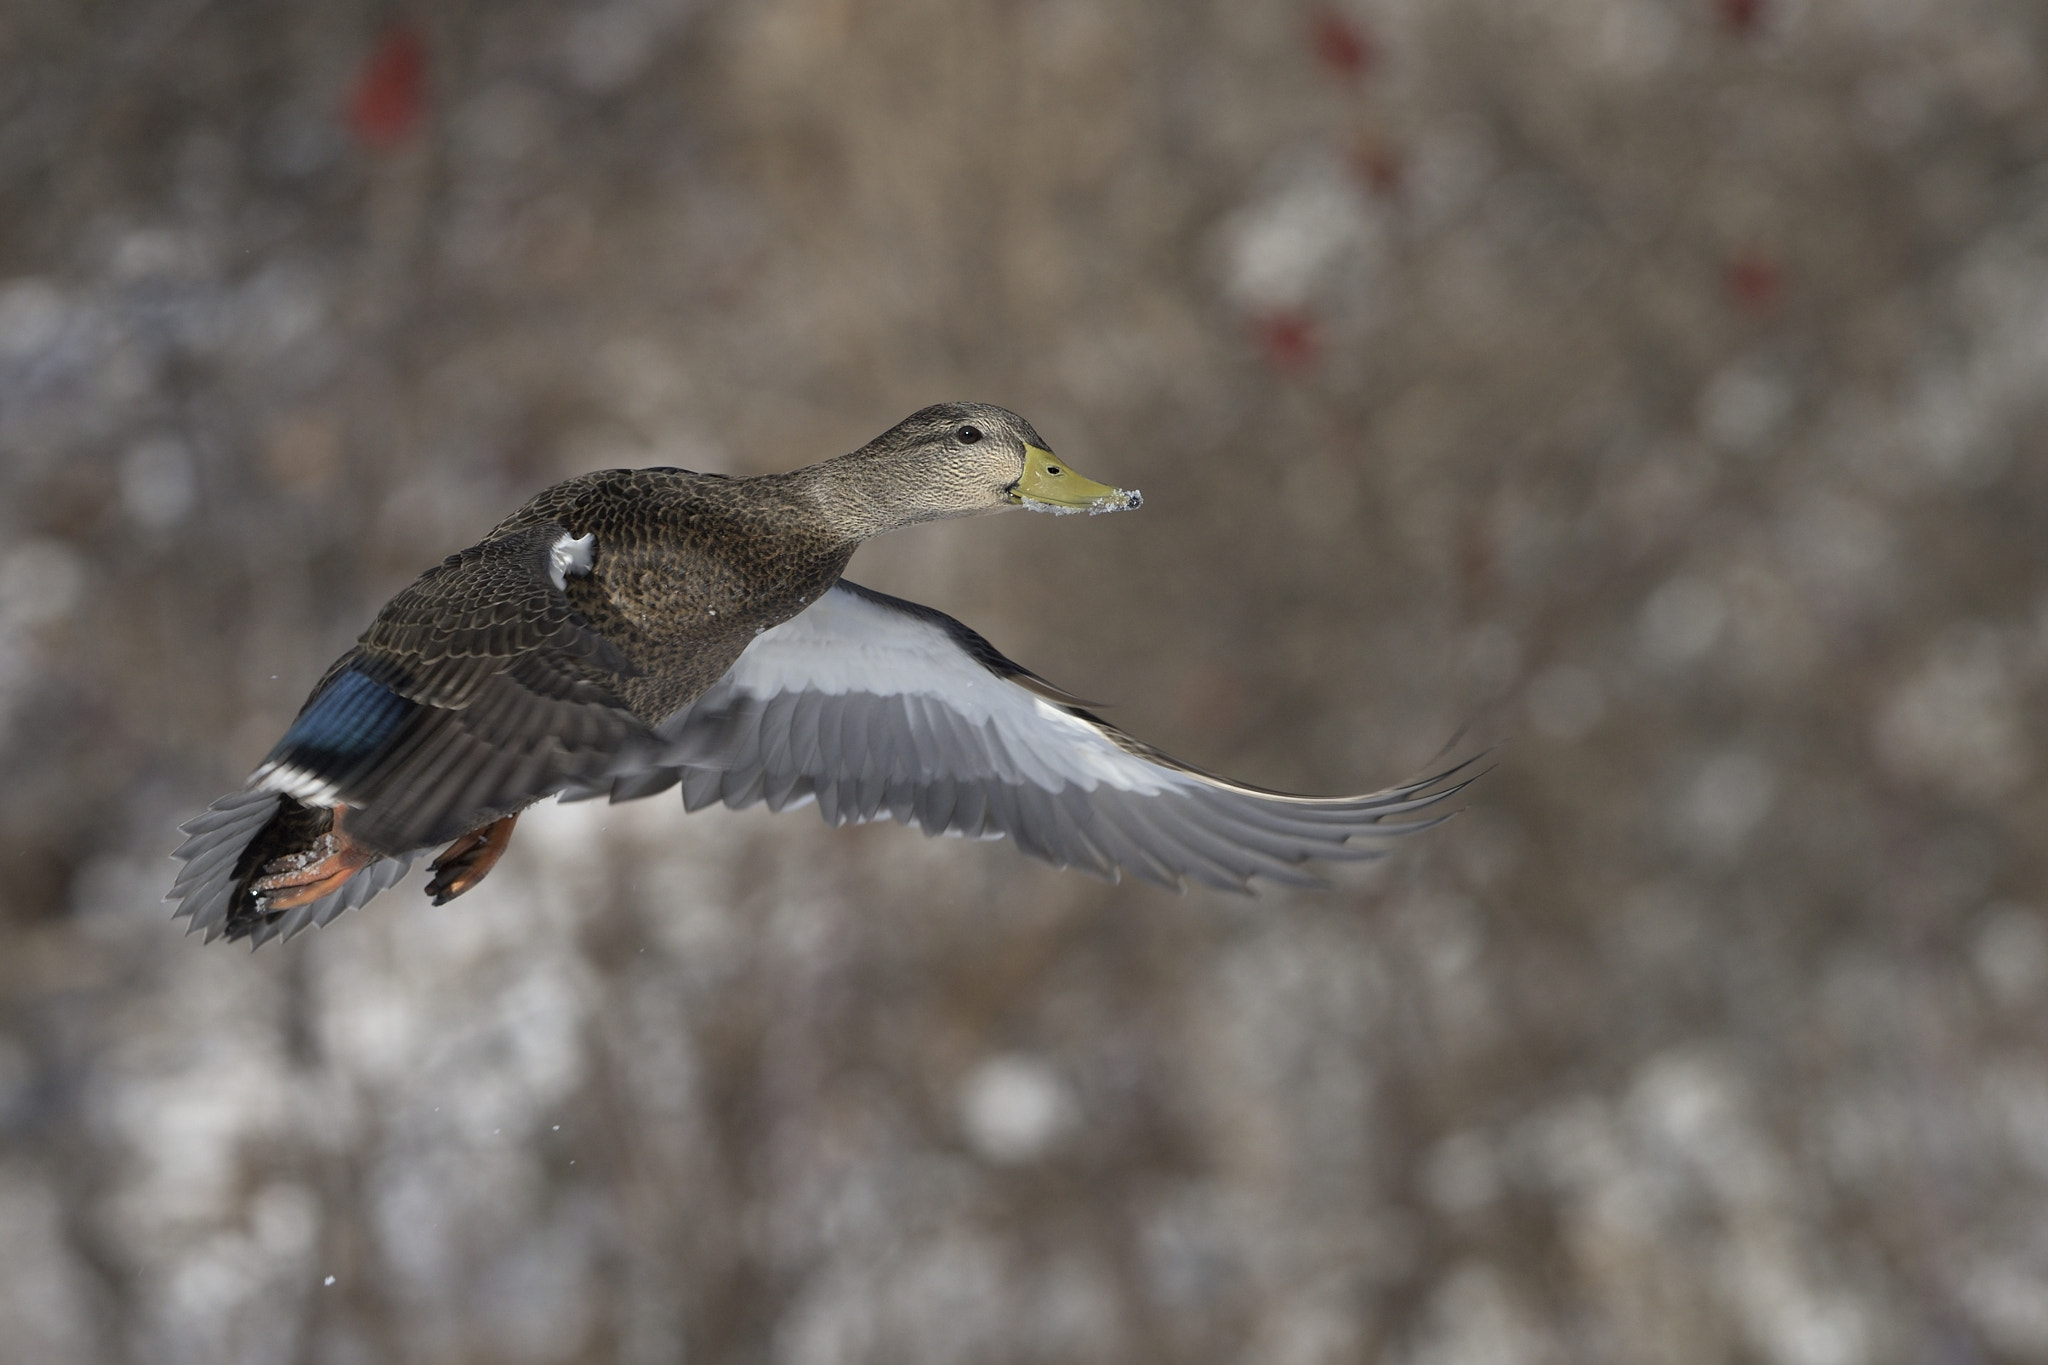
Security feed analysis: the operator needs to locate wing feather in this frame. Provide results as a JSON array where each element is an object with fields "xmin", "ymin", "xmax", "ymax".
[
  {"xmin": 253, "ymin": 522, "xmax": 655, "ymax": 853},
  {"xmin": 681, "ymin": 765, "xmax": 725, "ymax": 813},
  {"xmin": 582, "ymin": 581, "xmax": 1470, "ymax": 889}
]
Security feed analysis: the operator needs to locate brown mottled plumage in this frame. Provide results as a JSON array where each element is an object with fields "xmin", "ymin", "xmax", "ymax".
[{"xmin": 494, "ymin": 466, "xmax": 856, "ymax": 724}]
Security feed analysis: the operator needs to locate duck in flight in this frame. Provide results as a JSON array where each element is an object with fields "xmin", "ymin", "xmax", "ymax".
[{"xmin": 168, "ymin": 403, "xmax": 1470, "ymax": 946}]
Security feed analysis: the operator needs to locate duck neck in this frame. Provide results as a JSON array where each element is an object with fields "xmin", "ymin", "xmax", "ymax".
[{"xmin": 788, "ymin": 450, "xmax": 961, "ymax": 544}]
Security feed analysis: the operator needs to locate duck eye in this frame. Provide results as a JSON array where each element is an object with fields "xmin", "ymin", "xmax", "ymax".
[{"xmin": 956, "ymin": 425, "xmax": 983, "ymax": 444}]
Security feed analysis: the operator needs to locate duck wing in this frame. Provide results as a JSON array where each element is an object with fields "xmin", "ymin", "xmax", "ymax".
[
  {"xmin": 567, "ymin": 582, "xmax": 1474, "ymax": 891},
  {"xmin": 252, "ymin": 521, "xmax": 654, "ymax": 853}
]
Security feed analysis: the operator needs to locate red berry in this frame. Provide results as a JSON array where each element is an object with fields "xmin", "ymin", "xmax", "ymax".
[
  {"xmin": 1717, "ymin": 0, "xmax": 1765, "ymax": 35},
  {"xmin": 1254, "ymin": 311, "xmax": 1321, "ymax": 369},
  {"xmin": 1725, "ymin": 252, "xmax": 1782, "ymax": 315},
  {"xmin": 348, "ymin": 25, "xmax": 427, "ymax": 150},
  {"xmin": 1311, "ymin": 10, "xmax": 1377, "ymax": 81},
  {"xmin": 1350, "ymin": 140, "xmax": 1404, "ymax": 196}
]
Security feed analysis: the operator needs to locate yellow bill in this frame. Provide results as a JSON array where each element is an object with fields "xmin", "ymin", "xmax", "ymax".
[{"xmin": 1010, "ymin": 444, "xmax": 1143, "ymax": 515}]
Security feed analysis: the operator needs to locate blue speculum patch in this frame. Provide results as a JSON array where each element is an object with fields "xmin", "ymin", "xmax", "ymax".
[{"xmin": 270, "ymin": 669, "xmax": 416, "ymax": 768}]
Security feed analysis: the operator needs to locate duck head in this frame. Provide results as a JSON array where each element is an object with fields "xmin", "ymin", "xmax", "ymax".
[{"xmin": 837, "ymin": 402, "xmax": 1142, "ymax": 529}]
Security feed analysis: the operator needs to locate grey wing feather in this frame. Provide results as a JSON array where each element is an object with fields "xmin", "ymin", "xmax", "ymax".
[{"xmin": 564, "ymin": 581, "xmax": 1475, "ymax": 891}]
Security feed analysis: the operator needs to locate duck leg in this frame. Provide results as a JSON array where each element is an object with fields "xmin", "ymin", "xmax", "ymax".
[
  {"xmin": 425, "ymin": 813, "xmax": 520, "ymax": 905},
  {"xmin": 249, "ymin": 807, "xmax": 377, "ymax": 910}
]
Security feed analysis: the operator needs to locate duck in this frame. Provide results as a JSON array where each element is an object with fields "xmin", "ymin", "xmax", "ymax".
[{"xmin": 168, "ymin": 403, "xmax": 1471, "ymax": 946}]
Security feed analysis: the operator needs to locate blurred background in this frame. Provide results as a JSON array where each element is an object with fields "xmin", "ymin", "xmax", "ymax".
[{"xmin": 3, "ymin": 0, "xmax": 2048, "ymax": 1360}]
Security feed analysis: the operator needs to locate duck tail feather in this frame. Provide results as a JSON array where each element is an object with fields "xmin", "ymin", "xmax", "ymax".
[{"xmin": 166, "ymin": 789, "xmax": 287, "ymax": 938}]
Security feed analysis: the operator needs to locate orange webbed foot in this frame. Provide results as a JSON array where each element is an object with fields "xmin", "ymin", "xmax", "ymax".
[
  {"xmin": 250, "ymin": 807, "xmax": 377, "ymax": 911},
  {"xmin": 425, "ymin": 813, "xmax": 520, "ymax": 905}
]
